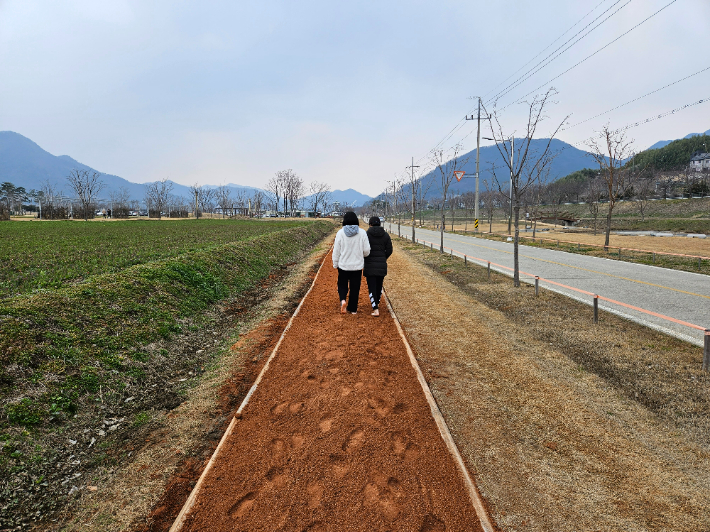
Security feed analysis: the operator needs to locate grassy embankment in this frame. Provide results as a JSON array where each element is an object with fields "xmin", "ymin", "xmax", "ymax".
[
  {"xmin": 0, "ymin": 219, "xmax": 310, "ymax": 299},
  {"xmin": 0, "ymin": 219, "xmax": 333, "ymax": 530}
]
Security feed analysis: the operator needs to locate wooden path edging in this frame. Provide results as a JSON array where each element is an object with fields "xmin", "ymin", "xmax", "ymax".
[{"xmin": 384, "ymin": 291, "xmax": 496, "ymax": 532}]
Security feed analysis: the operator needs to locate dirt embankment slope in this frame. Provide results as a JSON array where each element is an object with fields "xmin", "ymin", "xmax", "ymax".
[{"xmin": 384, "ymin": 242, "xmax": 710, "ymax": 531}]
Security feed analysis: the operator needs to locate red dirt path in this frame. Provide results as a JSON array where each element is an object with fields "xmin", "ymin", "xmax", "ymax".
[{"xmin": 176, "ymin": 251, "xmax": 484, "ymax": 532}]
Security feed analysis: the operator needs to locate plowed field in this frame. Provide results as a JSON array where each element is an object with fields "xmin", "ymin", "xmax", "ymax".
[{"xmin": 174, "ymin": 251, "xmax": 486, "ymax": 532}]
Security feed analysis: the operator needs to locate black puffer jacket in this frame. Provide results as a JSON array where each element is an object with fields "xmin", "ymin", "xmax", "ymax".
[{"xmin": 363, "ymin": 226, "xmax": 393, "ymax": 277}]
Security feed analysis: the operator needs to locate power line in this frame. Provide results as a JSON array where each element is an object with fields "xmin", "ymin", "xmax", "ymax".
[
  {"xmin": 563, "ymin": 65, "xmax": 710, "ymax": 131},
  {"xmin": 481, "ymin": 0, "xmax": 611, "ymax": 101},
  {"xmin": 485, "ymin": 0, "xmax": 629, "ymax": 105},
  {"xmin": 611, "ymin": 96, "xmax": 709, "ymax": 136},
  {"xmin": 498, "ymin": 0, "xmax": 679, "ymax": 111}
]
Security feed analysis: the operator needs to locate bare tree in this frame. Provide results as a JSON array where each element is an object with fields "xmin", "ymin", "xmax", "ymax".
[
  {"xmin": 486, "ymin": 88, "xmax": 567, "ymax": 286},
  {"xmin": 586, "ymin": 124, "xmax": 636, "ymax": 249},
  {"xmin": 109, "ymin": 187, "xmax": 131, "ymax": 218},
  {"xmin": 307, "ymin": 181, "xmax": 331, "ymax": 216},
  {"xmin": 285, "ymin": 173, "xmax": 304, "ymax": 216},
  {"xmin": 66, "ymin": 169, "xmax": 105, "ymax": 221},
  {"xmin": 586, "ymin": 176, "xmax": 603, "ymax": 235},
  {"xmin": 266, "ymin": 174, "xmax": 284, "ymax": 215},
  {"xmin": 251, "ymin": 190, "xmax": 265, "ymax": 217},
  {"xmin": 199, "ymin": 187, "xmax": 216, "ymax": 216},
  {"xmin": 144, "ymin": 178, "xmax": 173, "ymax": 220},
  {"xmin": 432, "ymin": 143, "xmax": 469, "ymax": 252},
  {"xmin": 635, "ymin": 176, "xmax": 654, "ymax": 222},
  {"xmin": 217, "ymin": 185, "xmax": 232, "ymax": 218},
  {"xmin": 482, "ymin": 180, "xmax": 498, "ymax": 233}
]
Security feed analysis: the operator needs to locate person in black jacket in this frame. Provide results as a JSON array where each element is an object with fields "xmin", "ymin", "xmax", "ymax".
[{"xmin": 363, "ymin": 216, "xmax": 393, "ymax": 317}]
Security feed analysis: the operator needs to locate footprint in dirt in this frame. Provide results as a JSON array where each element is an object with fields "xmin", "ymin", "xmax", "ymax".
[
  {"xmin": 227, "ymin": 491, "xmax": 258, "ymax": 518},
  {"xmin": 289, "ymin": 401, "xmax": 305, "ymax": 414},
  {"xmin": 329, "ymin": 454, "xmax": 350, "ymax": 478},
  {"xmin": 420, "ymin": 514, "xmax": 446, "ymax": 531},
  {"xmin": 390, "ymin": 431, "xmax": 421, "ymax": 461},
  {"xmin": 265, "ymin": 466, "xmax": 289, "ymax": 489},
  {"xmin": 271, "ymin": 433, "xmax": 305, "ymax": 463},
  {"xmin": 325, "ymin": 349, "xmax": 344, "ymax": 361},
  {"xmin": 319, "ymin": 416, "xmax": 334, "ymax": 433},
  {"xmin": 343, "ymin": 428, "xmax": 365, "ymax": 454},
  {"xmin": 307, "ymin": 481, "xmax": 324, "ymax": 509},
  {"xmin": 363, "ymin": 473, "xmax": 404, "ymax": 522},
  {"xmin": 271, "ymin": 402, "xmax": 289, "ymax": 415},
  {"xmin": 367, "ymin": 396, "xmax": 392, "ymax": 418}
]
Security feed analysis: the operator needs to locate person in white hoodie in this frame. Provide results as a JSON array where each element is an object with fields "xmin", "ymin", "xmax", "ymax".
[{"xmin": 332, "ymin": 211, "xmax": 371, "ymax": 314}]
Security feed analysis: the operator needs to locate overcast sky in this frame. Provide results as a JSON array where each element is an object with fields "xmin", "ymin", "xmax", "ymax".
[{"xmin": 1, "ymin": 0, "xmax": 708, "ymax": 196}]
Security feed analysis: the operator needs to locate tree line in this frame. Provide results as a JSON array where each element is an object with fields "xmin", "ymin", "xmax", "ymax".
[{"xmin": 1, "ymin": 168, "xmax": 334, "ymax": 221}]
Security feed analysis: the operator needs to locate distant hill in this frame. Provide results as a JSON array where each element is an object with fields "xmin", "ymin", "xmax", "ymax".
[
  {"xmin": 405, "ymin": 138, "xmax": 596, "ymax": 200},
  {"xmin": 0, "ymin": 131, "xmax": 373, "ymax": 207},
  {"xmin": 646, "ymin": 129, "xmax": 710, "ymax": 150},
  {"xmin": 629, "ymin": 132, "xmax": 710, "ymax": 171},
  {"xmin": 329, "ymin": 188, "xmax": 372, "ymax": 207},
  {"xmin": 0, "ymin": 131, "xmax": 264, "ymax": 201}
]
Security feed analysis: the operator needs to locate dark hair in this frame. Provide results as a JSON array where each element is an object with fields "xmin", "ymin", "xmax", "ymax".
[
  {"xmin": 368, "ymin": 216, "xmax": 381, "ymax": 226},
  {"xmin": 342, "ymin": 211, "xmax": 359, "ymax": 226}
]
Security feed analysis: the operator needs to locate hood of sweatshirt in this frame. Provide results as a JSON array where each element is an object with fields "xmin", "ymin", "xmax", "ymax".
[
  {"xmin": 343, "ymin": 225, "xmax": 359, "ymax": 237},
  {"xmin": 367, "ymin": 226, "xmax": 386, "ymax": 238}
]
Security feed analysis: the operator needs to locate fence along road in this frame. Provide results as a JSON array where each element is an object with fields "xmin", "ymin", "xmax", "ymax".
[{"xmin": 386, "ymin": 223, "xmax": 710, "ymax": 347}]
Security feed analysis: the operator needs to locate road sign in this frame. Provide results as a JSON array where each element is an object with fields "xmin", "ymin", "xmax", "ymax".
[
  {"xmin": 474, "ymin": 218, "xmax": 479, "ymax": 229},
  {"xmin": 454, "ymin": 171, "xmax": 465, "ymax": 182}
]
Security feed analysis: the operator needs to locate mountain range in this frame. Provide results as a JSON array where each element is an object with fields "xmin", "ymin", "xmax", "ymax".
[
  {"xmin": 646, "ymin": 129, "xmax": 710, "ymax": 151},
  {"xmin": 2, "ymin": 128, "xmax": 706, "ymax": 207},
  {"xmin": 0, "ymin": 131, "xmax": 373, "ymax": 207}
]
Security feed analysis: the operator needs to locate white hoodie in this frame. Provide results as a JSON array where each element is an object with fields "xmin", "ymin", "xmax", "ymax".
[{"xmin": 332, "ymin": 226, "xmax": 371, "ymax": 270}]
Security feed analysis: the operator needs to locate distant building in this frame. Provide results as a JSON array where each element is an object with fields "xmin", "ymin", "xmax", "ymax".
[{"xmin": 690, "ymin": 150, "xmax": 710, "ymax": 172}]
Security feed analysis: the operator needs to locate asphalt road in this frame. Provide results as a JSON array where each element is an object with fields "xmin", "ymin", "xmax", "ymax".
[{"xmin": 386, "ymin": 223, "xmax": 710, "ymax": 347}]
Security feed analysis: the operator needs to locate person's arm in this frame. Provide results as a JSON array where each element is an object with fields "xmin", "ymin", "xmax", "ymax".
[
  {"xmin": 332, "ymin": 232, "xmax": 341, "ymax": 268},
  {"xmin": 362, "ymin": 230, "xmax": 371, "ymax": 257},
  {"xmin": 385, "ymin": 233, "xmax": 393, "ymax": 258}
]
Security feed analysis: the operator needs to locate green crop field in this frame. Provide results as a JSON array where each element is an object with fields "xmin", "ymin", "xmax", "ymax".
[
  {"xmin": 0, "ymin": 219, "xmax": 309, "ymax": 299},
  {"xmin": 0, "ymin": 220, "xmax": 334, "ymax": 527}
]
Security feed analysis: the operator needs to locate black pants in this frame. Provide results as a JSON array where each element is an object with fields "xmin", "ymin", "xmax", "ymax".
[
  {"xmin": 337, "ymin": 268, "xmax": 362, "ymax": 312},
  {"xmin": 366, "ymin": 275, "xmax": 384, "ymax": 310}
]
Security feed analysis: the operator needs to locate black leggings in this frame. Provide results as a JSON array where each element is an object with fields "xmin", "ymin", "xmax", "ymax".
[
  {"xmin": 337, "ymin": 268, "xmax": 362, "ymax": 313},
  {"xmin": 366, "ymin": 275, "xmax": 384, "ymax": 310}
]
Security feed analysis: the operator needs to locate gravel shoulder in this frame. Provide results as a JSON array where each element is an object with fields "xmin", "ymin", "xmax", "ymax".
[{"xmin": 384, "ymin": 239, "xmax": 710, "ymax": 532}]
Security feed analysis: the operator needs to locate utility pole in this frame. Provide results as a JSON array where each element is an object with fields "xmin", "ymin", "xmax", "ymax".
[
  {"xmin": 407, "ymin": 157, "xmax": 420, "ymax": 241},
  {"xmin": 466, "ymin": 97, "xmax": 483, "ymax": 232},
  {"xmin": 509, "ymin": 136, "xmax": 514, "ymax": 235}
]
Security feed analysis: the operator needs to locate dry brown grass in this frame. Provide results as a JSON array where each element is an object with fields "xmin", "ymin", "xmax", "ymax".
[
  {"xmin": 384, "ymin": 239, "xmax": 710, "ymax": 531},
  {"xmin": 56, "ymin": 238, "xmax": 332, "ymax": 532}
]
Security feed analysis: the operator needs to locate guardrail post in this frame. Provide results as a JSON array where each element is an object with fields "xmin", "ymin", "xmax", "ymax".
[
  {"xmin": 450, "ymin": 249, "xmax": 453, "ymax": 257},
  {"xmin": 699, "ymin": 257, "xmax": 702, "ymax": 270},
  {"xmin": 577, "ymin": 243, "xmax": 580, "ymax": 250},
  {"xmin": 593, "ymin": 295, "xmax": 599, "ymax": 324},
  {"xmin": 430, "ymin": 242, "xmax": 433, "ymax": 250},
  {"xmin": 487, "ymin": 261, "xmax": 491, "ymax": 280},
  {"xmin": 704, "ymin": 330, "xmax": 710, "ymax": 371},
  {"xmin": 535, "ymin": 276, "xmax": 539, "ymax": 297},
  {"xmin": 464, "ymin": 255, "xmax": 467, "ymax": 265},
  {"xmin": 653, "ymin": 252, "xmax": 655, "ymax": 263}
]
